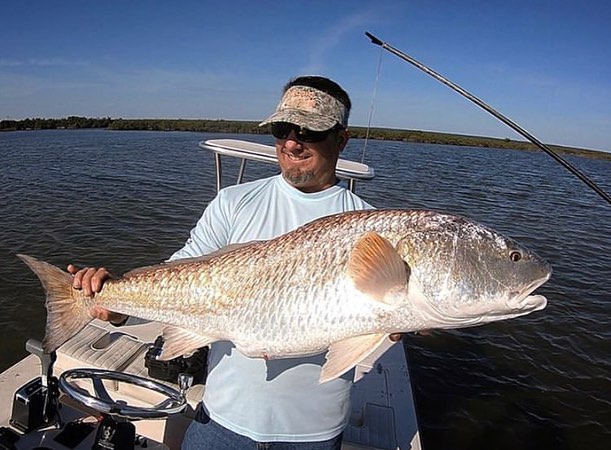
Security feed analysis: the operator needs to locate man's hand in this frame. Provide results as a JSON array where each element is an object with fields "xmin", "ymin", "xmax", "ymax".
[
  {"xmin": 389, "ymin": 330, "xmax": 433, "ymax": 342},
  {"xmin": 67, "ymin": 264, "xmax": 127, "ymax": 325},
  {"xmin": 67, "ymin": 264, "xmax": 110, "ymax": 297},
  {"xmin": 389, "ymin": 333, "xmax": 404, "ymax": 342}
]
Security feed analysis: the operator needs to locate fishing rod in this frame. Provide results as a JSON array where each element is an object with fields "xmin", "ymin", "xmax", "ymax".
[{"xmin": 365, "ymin": 31, "xmax": 611, "ymax": 206}]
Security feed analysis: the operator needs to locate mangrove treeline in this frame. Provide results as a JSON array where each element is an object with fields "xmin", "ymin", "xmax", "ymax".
[{"xmin": 1, "ymin": 116, "xmax": 608, "ymax": 160}]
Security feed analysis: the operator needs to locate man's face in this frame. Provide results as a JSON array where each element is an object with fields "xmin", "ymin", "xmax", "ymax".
[{"xmin": 275, "ymin": 127, "xmax": 348, "ymax": 193}]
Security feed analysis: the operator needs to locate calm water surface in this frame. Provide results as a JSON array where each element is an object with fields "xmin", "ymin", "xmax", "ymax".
[{"xmin": 1, "ymin": 130, "xmax": 609, "ymax": 450}]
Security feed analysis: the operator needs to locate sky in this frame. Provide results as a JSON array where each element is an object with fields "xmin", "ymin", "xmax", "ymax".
[{"xmin": 1, "ymin": 1, "xmax": 610, "ymax": 152}]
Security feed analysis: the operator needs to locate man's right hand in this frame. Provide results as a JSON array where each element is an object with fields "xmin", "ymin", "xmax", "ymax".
[{"xmin": 67, "ymin": 264, "xmax": 127, "ymax": 325}]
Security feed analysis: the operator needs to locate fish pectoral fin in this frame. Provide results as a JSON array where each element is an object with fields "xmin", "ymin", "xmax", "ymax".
[
  {"xmin": 158, "ymin": 326, "xmax": 216, "ymax": 361},
  {"xmin": 347, "ymin": 232, "xmax": 410, "ymax": 303},
  {"xmin": 320, "ymin": 333, "xmax": 389, "ymax": 383}
]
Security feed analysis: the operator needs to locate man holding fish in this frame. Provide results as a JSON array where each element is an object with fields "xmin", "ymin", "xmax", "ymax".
[
  {"xmin": 21, "ymin": 74, "xmax": 550, "ymax": 449},
  {"xmin": 18, "ymin": 72, "xmax": 551, "ymax": 450},
  {"xmin": 69, "ymin": 76, "xmax": 372, "ymax": 449}
]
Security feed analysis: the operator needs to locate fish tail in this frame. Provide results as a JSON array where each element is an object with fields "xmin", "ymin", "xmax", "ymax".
[{"xmin": 17, "ymin": 254, "xmax": 93, "ymax": 353}]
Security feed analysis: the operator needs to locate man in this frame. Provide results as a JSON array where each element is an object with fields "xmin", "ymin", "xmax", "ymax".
[{"xmin": 70, "ymin": 76, "xmax": 373, "ymax": 449}]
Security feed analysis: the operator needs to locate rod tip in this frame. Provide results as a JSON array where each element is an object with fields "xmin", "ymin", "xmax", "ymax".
[{"xmin": 365, "ymin": 31, "xmax": 383, "ymax": 46}]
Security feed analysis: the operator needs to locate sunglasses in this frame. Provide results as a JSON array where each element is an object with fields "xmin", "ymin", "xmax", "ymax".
[{"xmin": 270, "ymin": 122, "xmax": 342, "ymax": 143}]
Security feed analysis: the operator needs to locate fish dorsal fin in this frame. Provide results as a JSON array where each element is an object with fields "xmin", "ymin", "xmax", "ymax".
[
  {"xmin": 321, "ymin": 333, "xmax": 389, "ymax": 383},
  {"xmin": 347, "ymin": 232, "xmax": 410, "ymax": 303},
  {"xmin": 124, "ymin": 242, "xmax": 256, "ymax": 277},
  {"xmin": 158, "ymin": 326, "xmax": 217, "ymax": 361},
  {"xmin": 194, "ymin": 242, "xmax": 258, "ymax": 259}
]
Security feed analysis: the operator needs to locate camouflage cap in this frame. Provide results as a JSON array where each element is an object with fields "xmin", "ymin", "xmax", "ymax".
[{"xmin": 259, "ymin": 85, "xmax": 348, "ymax": 131}]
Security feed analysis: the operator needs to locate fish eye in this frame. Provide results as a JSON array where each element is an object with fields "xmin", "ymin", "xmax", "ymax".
[{"xmin": 509, "ymin": 251, "xmax": 522, "ymax": 262}]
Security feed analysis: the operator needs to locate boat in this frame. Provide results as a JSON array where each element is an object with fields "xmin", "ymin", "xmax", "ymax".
[{"xmin": 0, "ymin": 138, "xmax": 422, "ymax": 450}]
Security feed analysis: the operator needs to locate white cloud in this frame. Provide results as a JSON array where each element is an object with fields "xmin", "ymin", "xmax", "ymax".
[
  {"xmin": 0, "ymin": 58, "xmax": 87, "ymax": 67},
  {"xmin": 301, "ymin": 9, "xmax": 379, "ymax": 74}
]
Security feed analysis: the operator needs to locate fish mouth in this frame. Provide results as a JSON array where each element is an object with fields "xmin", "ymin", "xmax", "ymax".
[
  {"xmin": 505, "ymin": 272, "xmax": 551, "ymax": 313},
  {"xmin": 421, "ymin": 271, "xmax": 551, "ymax": 328},
  {"xmin": 506, "ymin": 294, "xmax": 547, "ymax": 313}
]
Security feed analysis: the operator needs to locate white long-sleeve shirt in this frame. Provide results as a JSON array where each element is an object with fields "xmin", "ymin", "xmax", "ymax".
[{"xmin": 169, "ymin": 174, "xmax": 373, "ymax": 442}]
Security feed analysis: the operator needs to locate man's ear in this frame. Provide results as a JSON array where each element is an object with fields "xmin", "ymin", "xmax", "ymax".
[{"xmin": 337, "ymin": 129, "xmax": 349, "ymax": 151}]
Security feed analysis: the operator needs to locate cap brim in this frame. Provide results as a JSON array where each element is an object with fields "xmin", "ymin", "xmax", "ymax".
[{"xmin": 258, "ymin": 109, "xmax": 338, "ymax": 131}]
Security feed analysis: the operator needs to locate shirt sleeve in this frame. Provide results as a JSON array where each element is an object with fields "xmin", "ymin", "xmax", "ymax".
[
  {"xmin": 122, "ymin": 191, "xmax": 233, "ymax": 327},
  {"xmin": 167, "ymin": 190, "xmax": 232, "ymax": 261}
]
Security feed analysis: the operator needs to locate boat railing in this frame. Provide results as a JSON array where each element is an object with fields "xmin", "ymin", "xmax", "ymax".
[{"xmin": 199, "ymin": 139, "xmax": 375, "ymax": 193}]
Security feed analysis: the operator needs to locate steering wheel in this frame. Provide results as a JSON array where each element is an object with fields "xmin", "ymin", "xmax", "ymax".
[{"xmin": 59, "ymin": 368, "xmax": 192, "ymax": 419}]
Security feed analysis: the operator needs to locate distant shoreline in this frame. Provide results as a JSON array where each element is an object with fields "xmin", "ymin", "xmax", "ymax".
[{"xmin": 2, "ymin": 116, "xmax": 609, "ymax": 161}]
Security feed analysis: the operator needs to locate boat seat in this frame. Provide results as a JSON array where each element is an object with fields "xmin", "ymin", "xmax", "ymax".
[
  {"xmin": 55, "ymin": 323, "xmax": 147, "ymax": 374},
  {"xmin": 54, "ymin": 322, "xmax": 204, "ymax": 410}
]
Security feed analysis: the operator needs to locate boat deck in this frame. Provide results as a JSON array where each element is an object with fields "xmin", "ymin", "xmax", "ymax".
[{"xmin": 0, "ymin": 320, "xmax": 421, "ymax": 449}]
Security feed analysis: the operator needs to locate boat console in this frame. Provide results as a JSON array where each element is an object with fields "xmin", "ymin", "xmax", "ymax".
[{"xmin": 1, "ymin": 330, "xmax": 196, "ymax": 450}]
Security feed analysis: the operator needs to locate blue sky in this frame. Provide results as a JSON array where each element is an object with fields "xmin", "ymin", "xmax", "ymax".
[{"xmin": 1, "ymin": 1, "xmax": 610, "ymax": 152}]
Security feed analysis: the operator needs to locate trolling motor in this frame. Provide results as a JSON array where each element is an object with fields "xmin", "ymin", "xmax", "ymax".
[{"xmin": 9, "ymin": 339, "xmax": 60, "ymax": 433}]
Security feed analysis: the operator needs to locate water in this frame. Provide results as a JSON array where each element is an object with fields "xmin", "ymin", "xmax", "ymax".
[{"xmin": 1, "ymin": 129, "xmax": 609, "ymax": 449}]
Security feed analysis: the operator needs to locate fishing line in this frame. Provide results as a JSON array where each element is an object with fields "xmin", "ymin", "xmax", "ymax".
[
  {"xmin": 360, "ymin": 44, "xmax": 384, "ymax": 164},
  {"xmin": 365, "ymin": 31, "xmax": 611, "ymax": 206}
]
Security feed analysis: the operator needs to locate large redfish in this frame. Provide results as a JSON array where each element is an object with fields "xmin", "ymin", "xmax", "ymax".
[{"xmin": 18, "ymin": 209, "xmax": 551, "ymax": 382}]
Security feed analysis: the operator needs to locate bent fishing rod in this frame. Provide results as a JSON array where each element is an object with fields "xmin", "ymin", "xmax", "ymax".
[{"xmin": 365, "ymin": 31, "xmax": 611, "ymax": 206}]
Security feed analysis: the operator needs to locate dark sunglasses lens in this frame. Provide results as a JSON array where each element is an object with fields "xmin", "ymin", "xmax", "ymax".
[
  {"xmin": 271, "ymin": 122, "xmax": 294, "ymax": 139},
  {"xmin": 271, "ymin": 122, "xmax": 337, "ymax": 143},
  {"xmin": 299, "ymin": 129, "xmax": 329, "ymax": 143}
]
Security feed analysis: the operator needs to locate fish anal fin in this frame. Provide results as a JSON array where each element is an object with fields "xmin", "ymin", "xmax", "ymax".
[
  {"xmin": 347, "ymin": 232, "xmax": 410, "ymax": 303},
  {"xmin": 321, "ymin": 333, "xmax": 388, "ymax": 383},
  {"xmin": 159, "ymin": 326, "xmax": 216, "ymax": 360}
]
